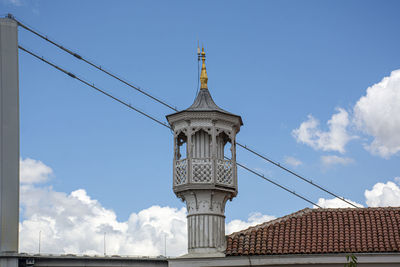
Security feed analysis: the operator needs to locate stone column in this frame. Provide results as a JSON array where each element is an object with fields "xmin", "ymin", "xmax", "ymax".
[
  {"xmin": 0, "ymin": 17, "xmax": 20, "ymax": 266},
  {"xmin": 184, "ymin": 190, "xmax": 228, "ymax": 257}
]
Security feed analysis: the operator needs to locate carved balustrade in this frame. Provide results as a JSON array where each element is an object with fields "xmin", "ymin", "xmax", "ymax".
[{"xmin": 174, "ymin": 158, "xmax": 234, "ymax": 187}]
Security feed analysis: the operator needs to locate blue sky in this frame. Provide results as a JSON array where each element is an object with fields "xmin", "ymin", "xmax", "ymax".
[{"xmin": 2, "ymin": 0, "xmax": 400, "ymax": 255}]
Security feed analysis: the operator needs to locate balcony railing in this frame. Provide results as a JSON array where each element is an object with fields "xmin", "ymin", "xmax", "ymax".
[
  {"xmin": 175, "ymin": 158, "xmax": 187, "ymax": 185},
  {"xmin": 174, "ymin": 158, "xmax": 234, "ymax": 187}
]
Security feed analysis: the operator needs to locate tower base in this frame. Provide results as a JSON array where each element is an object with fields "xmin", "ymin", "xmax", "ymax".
[{"xmin": 180, "ymin": 190, "xmax": 233, "ymax": 256}]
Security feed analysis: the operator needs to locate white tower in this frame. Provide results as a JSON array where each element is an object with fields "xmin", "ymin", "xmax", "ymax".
[{"xmin": 166, "ymin": 48, "xmax": 242, "ymax": 257}]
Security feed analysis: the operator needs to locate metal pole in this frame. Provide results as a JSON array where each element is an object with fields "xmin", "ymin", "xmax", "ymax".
[
  {"xmin": 0, "ymin": 14, "xmax": 19, "ymax": 267},
  {"xmin": 104, "ymin": 232, "xmax": 106, "ymax": 256},
  {"xmin": 38, "ymin": 231, "xmax": 41, "ymax": 254},
  {"xmin": 0, "ymin": 15, "xmax": 19, "ymax": 254}
]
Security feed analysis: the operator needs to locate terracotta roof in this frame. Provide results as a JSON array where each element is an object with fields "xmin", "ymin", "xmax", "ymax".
[{"xmin": 226, "ymin": 207, "xmax": 400, "ymax": 256}]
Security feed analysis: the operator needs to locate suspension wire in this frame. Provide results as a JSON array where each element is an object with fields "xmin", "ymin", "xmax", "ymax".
[
  {"xmin": 12, "ymin": 15, "xmax": 355, "ymax": 207},
  {"xmin": 19, "ymin": 45, "xmax": 171, "ymax": 130},
  {"xmin": 234, "ymin": 159, "xmax": 322, "ymax": 208},
  {"xmin": 12, "ymin": 16, "xmax": 178, "ymax": 112},
  {"xmin": 19, "ymin": 45, "xmax": 322, "ymax": 208},
  {"xmin": 237, "ymin": 143, "xmax": 358, "ymax": 208}
]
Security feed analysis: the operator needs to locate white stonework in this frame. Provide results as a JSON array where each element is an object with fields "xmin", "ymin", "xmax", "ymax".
[{"xmin": 167, "ymin": 88, "xmax": 242, "ymax": 257}]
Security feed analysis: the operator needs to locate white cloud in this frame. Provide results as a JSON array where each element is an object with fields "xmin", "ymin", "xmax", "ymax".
[
  {"xmin": 19, "ymin": 158, "xmax": 275, "ymax": 256},
  {"xmin": 19, "ymin": 159, "xmax": 188, "ymax": 256},
  {"xmin": 314, "ymin": 197, "xmax": 363, "ymax": 209},
  {"xmin": 20, "ymin": 184, "xmax": 274, "ymax": 256},
  {"xmin": 226, "ymin": 212, "xmax": 275, "ymax": 235},
  {"xmin": 292, "ymin": 108, "xmax": 353, "ymax": 154},
  {"xmin": 293, "ymin": 69, "xmax": 400, "ymax": 159},
  {"xmin": 20, "ymin": 183, "xmax": 188, "ymax": 256},
  {"xmin": 284, "ymin": 156, "xmax": 302, "ymax": 167},
  {"xmin": 20, "ymin": 158, "xmax": 53, "ymax": 184},
  {"xmin": 320, "ymin": 155, "xmax": 354, "ymax": 166},
  {"xmin": 316, "ymin": 178, "xmax": 400, "ymax": 209},
  {"xmin": 354, "ymin": 70, "xmax": 400, "ymax": 158},
  {"xmin": 365, "ymin": 181, "xmax": 400, "ymax": 207}
]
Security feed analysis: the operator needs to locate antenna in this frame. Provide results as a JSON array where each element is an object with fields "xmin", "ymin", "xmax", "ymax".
[
  {"xmin": 38, "ymin": 231, "xmax": 41, "ymax": 254},
  {"xmin": 197, "ymin": 41, "xmax": 201, "ymax": 58},
  {"xmin": 196, "ymin": 41, "xmax": 201, "ymax": 96},
  {"xmin": 104, "ymin": 232, "xmax": 106, "ymax": 256},
  {"xmin": 164, "ymin": 233, "xmax": 167, "ymax": 257}
]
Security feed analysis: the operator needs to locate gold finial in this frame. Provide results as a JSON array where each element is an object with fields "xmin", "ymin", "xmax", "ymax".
[{"xmin": 200, "ymin": 47, "xmax": 208, "ymax": 89}]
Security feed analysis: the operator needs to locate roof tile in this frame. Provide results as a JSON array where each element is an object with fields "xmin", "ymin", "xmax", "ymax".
[{"xmin": 226, "ymin": 207, "xmax": 400, "ymax": 256}]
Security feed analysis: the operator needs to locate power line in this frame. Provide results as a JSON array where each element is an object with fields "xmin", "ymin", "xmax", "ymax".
[
  {"xmin": 237, "ymin": 143, "xmax": 359, "ymax": 208},
  {"xmin": 235, "ymin": 160, "xmax": 322, "ymax": 208},
  {"xmin": 19, "ymin": 45, "xmax": 320, "ymax": 208},
  {"xmin": 12, "ymin": 16, "xmax": 178, "ymax": 112},
  {"xmin": 13, "ymin": 15, "xmax": 356, "ymax": 208},
  {"xmin": 19, "ymin": 45, "xmax": 171, "ymax": 130}
]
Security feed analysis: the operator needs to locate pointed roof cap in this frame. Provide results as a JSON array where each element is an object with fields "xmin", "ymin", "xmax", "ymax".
[
  {"xmin": 166, "ymin": 48, "xmax": 243, "ymax": 126},
  {"xmin": 186, "ymin": 48, "xmax": 240, "ymax": 119},
  {"xmin": 187, "ymin": 88, "xmax": 228, "ymax": 112}
]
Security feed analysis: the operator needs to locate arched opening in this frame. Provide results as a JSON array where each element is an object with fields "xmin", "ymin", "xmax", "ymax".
[
  {"xmin": 192, "ymin": 129, "xmax": 212, "ymax": 158},
  {"xmin": 176, "ymin": 132, "xmax": 187, "ymax": 160},
  {"xmin": 216, "ymin": 132, "xmax": 231, "ymax": 159}
]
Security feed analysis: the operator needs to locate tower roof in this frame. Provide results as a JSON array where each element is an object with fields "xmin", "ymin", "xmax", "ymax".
[
  {"xmin": 166, "ymin": 48, "xmax": 243, "ymax": 126},
  {"xmin": 186, "ymin": 88, "xmax": 228, "ymax": 113}
]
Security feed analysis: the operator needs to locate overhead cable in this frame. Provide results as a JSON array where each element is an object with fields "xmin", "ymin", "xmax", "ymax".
[
  {"xmin": 237, "ymin": 143, "xmax": 358, "ymax": 208},
  {"xmin": 12, "ymin": 15, "xmax": 355, "ymax": 208},
  {"xmin": 20, "ymin": 45, "xmax": 321, "ymax": 208},
  {"xmin": 235, "ymin": 160, "xmax": 322, "ymax": 208},
  {"xmin": 12, "ymin": 16, "xmax": 178, "ymax": 112},
  {"xmin": 18, "ymin": 45, "xmax": 171, "ymax": 130}
]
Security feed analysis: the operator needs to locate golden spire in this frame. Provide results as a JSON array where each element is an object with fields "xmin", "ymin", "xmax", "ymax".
[{"xmin": 200, "ymin": 47, "xmax": 208, "ymax": 89}]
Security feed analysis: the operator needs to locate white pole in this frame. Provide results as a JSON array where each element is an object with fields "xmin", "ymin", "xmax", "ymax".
[
  {"xmin": 38, "ymin": 231, "xmax": 41, "ymax": 254},
  {"xmin": 104, "ymin": 232, "xmax": 106, "ymax": 256}
]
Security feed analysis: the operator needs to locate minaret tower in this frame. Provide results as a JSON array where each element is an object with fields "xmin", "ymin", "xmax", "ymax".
[{"xmin": 166, "ymin": 48, "xmax": 243, "ymax": 256}]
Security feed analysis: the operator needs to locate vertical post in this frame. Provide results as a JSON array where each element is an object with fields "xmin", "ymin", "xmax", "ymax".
[
  {"xmin": 164, "ymin": 233, "xmax": 166, "ymax": 257},
  {"xmin": 103, "ymin": 232, "xmax": 106, "ymax": 256},
  {"xmin": 38, "ymin": 231, "xmax": 41, "ymax": 254},
  {"xmin": 0, "ymin": 16, "xmax": 20, "ymax": 261}
]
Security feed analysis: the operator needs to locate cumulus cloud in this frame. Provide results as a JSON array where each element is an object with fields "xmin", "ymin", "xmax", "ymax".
[
  {"xmin": 365, "ymin": 181, "xmax": 400, "ymax": 207},
  {"xmin": 293, "ymin": 69, "xmax": 400, "ymax": 159},
  {"xmin": 20, "ymin": 158, "xmax": 53, "ymax": 184},
  {"xmin": 354, "ymin": 70, "xmax": 400, "ymax": 158},
  {"xmin": 292, "ymin": 108, "xmax": 353, "ymax": 154},
  {"xmin": 314, "ymin": 198, "xmax": 363, "ymax": 209},
  {"xmin": 226, "ymin": 212, "xmax": 275, "ymax": 235},
  {"xmin": 284, "ymin": 156, "xmax": 302, "ymax": 167},
  {"xmin": 20, "ymin": 183, "xmax": 188, "ymax": 256},
  {"xmin": 320, "ymin": 155, "xmax": 354, "ymax": 166},
  {"xmin": 315, "ymin": 178, "xmax": 400, "ymax": 209},
  {"xmin": 19, "ymin": 158, "xmax": 188, "ymax": 256},
  {"xmin": 19, "ymin": 158, "xmax": 274, "ymax": 256}
]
